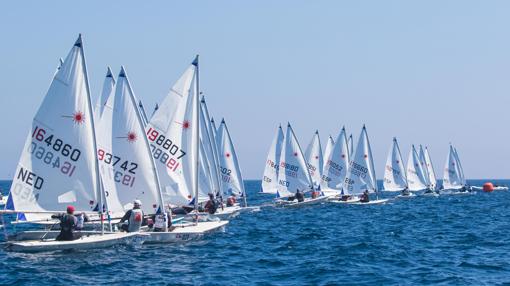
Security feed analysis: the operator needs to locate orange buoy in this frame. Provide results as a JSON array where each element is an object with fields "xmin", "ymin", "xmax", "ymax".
[{"xmin": 483, "ymin": 182, "xmax": 494, "ymax": 192}]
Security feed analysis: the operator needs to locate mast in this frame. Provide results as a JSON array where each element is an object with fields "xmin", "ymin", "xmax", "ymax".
[{"xmin": 193, "ymin": 55, "xmax": 200, "ymax": 224}]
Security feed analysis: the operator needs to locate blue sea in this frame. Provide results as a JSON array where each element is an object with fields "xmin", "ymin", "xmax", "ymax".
[{"xmin": 0, "ymin": 179, "xmax": 510, "ymax": 285}]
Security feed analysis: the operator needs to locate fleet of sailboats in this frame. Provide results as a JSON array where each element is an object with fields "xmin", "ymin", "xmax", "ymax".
[
  {"xmin": 2, "ymin": 35, "xmax": 241, "ymax": 251},
  {"xmin": 0, "ymin": 34, "xmax": 498, "ymax": 252}
]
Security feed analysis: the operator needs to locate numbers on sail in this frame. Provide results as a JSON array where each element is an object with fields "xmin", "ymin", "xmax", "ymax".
[
  {"xmin": 149, "ymin": 144, "xmax": 180, "ymax": 172},
  {"xmin": 28, "ymin": 142, "xmax": 77, "ymax": 177},
  {"xmin": 220, "ymin": 167, "xmax": 232, "ymax": 183},
  {"xmin": 97, "ymin": 149, "xmax": 138, "ymax": 174},
  {"xmin": 146, "ymin": 127, "xmax": 186, "ymax": 170},
  {"xmin": 99, "ymin": 164, "xmax": 136, "ymax": 187},
  {"xmin": 279, "ymin": 161, "xmax": 299, "ymax": 178},
  {"xmin": 32, "ymin": 126, "xmax": 81, "ymax": 162}
]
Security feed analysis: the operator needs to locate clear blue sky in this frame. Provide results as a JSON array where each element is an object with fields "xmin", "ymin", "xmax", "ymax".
[{"xmin": 1, "ymin": 1, "xmax": 509, "ymax": 180}]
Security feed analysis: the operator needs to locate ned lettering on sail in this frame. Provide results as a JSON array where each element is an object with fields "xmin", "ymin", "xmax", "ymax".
[{"xmin": 17, "ymin": 167, "xmax": 44, "ymax": 190}]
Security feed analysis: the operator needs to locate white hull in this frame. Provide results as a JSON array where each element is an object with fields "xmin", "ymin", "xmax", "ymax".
[
  {"xmin": 7, "ymin": 232, "xmax": 146, "ymax": 252},
  {"xmin": 275, "ymin": 196, "xmax": 328, "ymax": 207},
  {"xmin": 471, "ymin": 186, "xmax": 508, "ymax": 191},
  {"xmin": 349, "ymin": 199, "xmax": 389, "ymax": 205},
  {"xmin": 396, "ymin": 193, "xmax": 416, "ymax": 199},
  {"xmin": 329, "ymin": 197, "xmax": 361, "ymax": 204},
  {"xmin": 143, "ymin": 221, "xmax": 228, "ymax": 243}
]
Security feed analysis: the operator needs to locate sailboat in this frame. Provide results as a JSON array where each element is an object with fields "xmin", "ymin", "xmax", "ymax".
[
  {"xmin": 275, "ymin": 123, "xmax": 327, "ymax": 206},
  {"xmin": 382, "ymin": 138, "xmax": 408, "ymax": 194},
  {"xmin": 261, "ymin": 125, "xmax": 284, "ymax": 194},
  {"xmin": 304, "ymin": 130, "xmax": 323, "ymax": 188},
  {"xmin": 441, "ymin": 144, "xmax": 471, "ymax": 193},
  {"xmin": 423, "ymin": 146, "xmax": 437, "ymax": 191},
  {"xmin": 5, "ymin": 35, "xmax": 146, "ymax": 251},
  {"xmin": 144, "ymin": 56, "xmax": 228, "ymax": 240},
  {"xmin": 406, "ymin": 145, "xmax": 430, "ymax": 193},
  {"xmin": 335, "ymin": 125, "xmax": 387, "ymax": 205},
  {"xmin": 322, "ymin": 135, "xmax": 334, "ymax": 174},
  {"xmin": 216, "ymin": 119, "xmax": 247, "ymax": 213},
  {"xmin": 321, "ymin": 127, "xmax": 350, "ymax": 198},
  {"xmin": 96, "ymin": 67, "xmax": 164, "ymax": 220}
]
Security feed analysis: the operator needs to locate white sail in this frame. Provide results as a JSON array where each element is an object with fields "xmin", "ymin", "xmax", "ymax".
[
  {"xmin": 96, "ymin": 67, "xmax": 163, "ymax": 217},
  {"xmin": 348, "ymin": 134, "xmax": 354, "ymax": 158},
  {"xmin": 322, "ymin": 135, "xmax": 334, "ymax": 174},
  {"xmin": 197, "ymin": 138, "xmax": 214, "ymax": 202},
  {"xmin": 94, "ymin": 67, "xmax": 115, "ymax": 122},
  {"xmin": 7, "ymin": 35, "xmax": 100, "ymax": 221},
  {"xmin": 146, "ymin": 58, "xmax": 198, "ymax": 206},
  {"xmin": 453, "ymin": 147, "xmax": 466, "ymax": 185},
  {"xmin": 418, "ymin": 145, "xmax": 431, "ymax": 187},
  {"xmin": 138, "ymin": 100, "xmax": 149, "ymax": 127},
  {"xmin": 383, "ymin": 137, "xmax": 407, "ymax": 191},
  {"xmin": 443, "ymin": 145, "xmax": 463, "ymax": 190},
  {"xmin": 261, "ymin": 125, "xmax": 284, "ymax": 194},
  {"xmin": 304, "ymin": 130, "xmax": 323, "ymax": 188},
  {"xmin": 321, "ymin": 127, "xmax": 349, "ymax": 191},
  {"xmin": 217, "ymin": 119, "xmax": 246, "ymax": 198},
  {"xmin": 343, "ymin": 126, "xmax": 377, "ymax": 195},
  {"xmin": 210, "ymin": 117, "xmax": 219, "ymax": 141},
  {"xmin": 277, "ymin": 123, "xmax": 313, "ymax": 198},
  {"xmin": 406, "ymin": 145, "xmax": 428, "ymax": 191},
  {"xmin": 424, "ymin": 146, "xmax": 437, "ymax": 190},
  {"xmin": 200, "ymin": 98, "xmax": 221, "ymax": 197}
]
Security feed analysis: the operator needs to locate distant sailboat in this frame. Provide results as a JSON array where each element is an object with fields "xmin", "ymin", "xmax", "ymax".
[
  {"xmin": 304, "ymin": 130, "xmax": 323, "ymax": 188},
  {"xmin": 216, "ymin": 119, "xmax": 246, "ymax": 206},
  {"xmin": 261, "ymin": 125, "xmax": 284, "ymax": 194},
  {"xmin": 275, "ymin": 123, "xmax": 328, "ymax": 206},
  {"xmin": 452, "ymin": 147, "xmax": 467, "ymax": 187},
  {"xmin": 322, "ymin": 135, "xmax": 334, "ymax": 174},
  {"xmin": 321, "ymin": 127, "xmax": 349, "ymax": 197},
  {"xmin": 383, "ymin": 137, "xmax": 408, "ymax": 192},
  {"xmin": 442, "ymin": 144, "xmax": 464, "ymax": 191},
  {"xmin": 341, "ymin": 126, "xmax": 387, "ymax": 204},
  {"xmin": 423, "ymin": 147, "xmax": 437, "ymax": 190},
  {"xmin": 406, "ymin": 145, "xmax": 429, "ymax": 192}
]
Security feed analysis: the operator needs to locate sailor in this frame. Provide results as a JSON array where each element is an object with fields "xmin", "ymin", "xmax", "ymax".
[
  {"xmin": 401, "ymin": 187, "xmax": 411, "ymax": 196},
  {"xmin": 151, "ymin": 211, "xmax": 173, "ymax": 232},
  {"xmin": 360, "ymin": 190, "xmax": 370, "ymax": 203},
  {"xmin": 295, "ymin": 189, "xmax": 305, "ymax": 202},
  {"xmin": 51, "ymin": 205, "xmax": 85, "ymax": 241},
  {"xmin": 119, "ymin": 200, "xmax": 145, "ymax": 232},
  {"xmin": 204, "ymin": 193, "xmax": 218, "ymax": 214},
  {"xmin": 226, "ymin": 193, "xmax": 237, "ymax": 207}
]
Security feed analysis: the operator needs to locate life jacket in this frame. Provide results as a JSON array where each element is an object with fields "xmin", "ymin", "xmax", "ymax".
[
  {"xmin": 154, "ymin": 213, "xmax": 168, "ymax": 232},
  {"xmin": 128, "ymin": 209, "xmax": 143, "ymax": 232}
]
